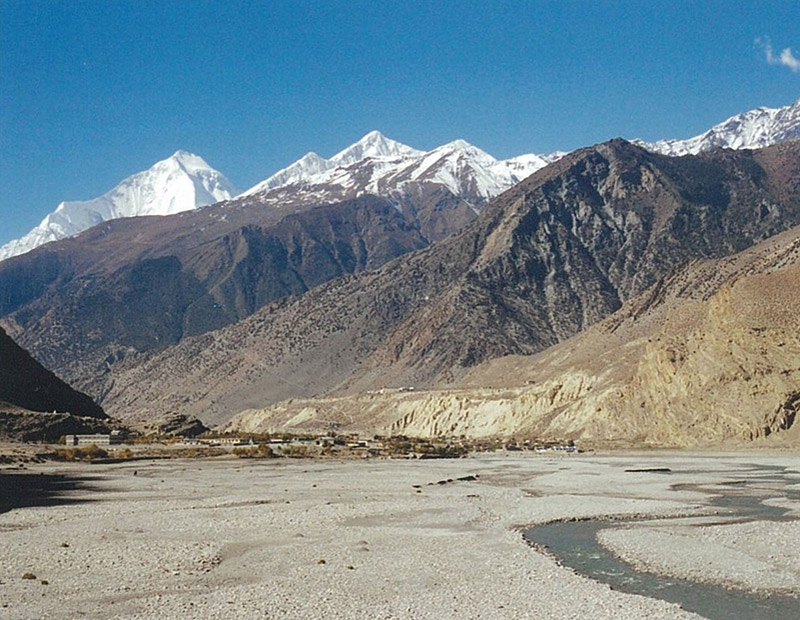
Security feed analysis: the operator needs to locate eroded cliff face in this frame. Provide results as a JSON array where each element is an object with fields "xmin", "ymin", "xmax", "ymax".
[
  {"xmin": 571, "ymin": 266, "xmax": 800, "ymax": 445},
  {"xmin": 224, "ymin": 374, "xmax": 597, "ymax": 439}
]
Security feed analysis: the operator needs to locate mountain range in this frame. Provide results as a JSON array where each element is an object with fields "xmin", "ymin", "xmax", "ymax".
[
  {"xmin": 0, "ymin": 132, "xmax": 559, "ymax": 262},
  {"xmin": 3, "ymin": 95, "xmax": 800, "ymax": 446},
  {"xmin": 4, "ymin": 96, "xmax": 798, "ymax": 262},
  {"xmin": 240, "ymin": 130, "xmax": 562, "ymax": 213},
  {"xmin": 61, "ymin": 139, "xmax": 800, "ymax": 435},
  {"xmin": 638, "ymin": 96, "xmax": 800, "ymax": 156}
]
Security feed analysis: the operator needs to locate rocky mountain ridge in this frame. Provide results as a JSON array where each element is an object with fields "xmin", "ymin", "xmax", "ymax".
[
  {"xmin": 91, "ymin": 139, "xmax": 800, "ymax": 427},
  {"xmin": 0, "ymin": 194, "xmax": 430, "ymax": 390}
]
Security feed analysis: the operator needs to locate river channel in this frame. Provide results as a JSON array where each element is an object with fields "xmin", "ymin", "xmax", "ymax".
[{"xmin": 524, "ymin": 465, "xmax": 800, "ymax": 620}]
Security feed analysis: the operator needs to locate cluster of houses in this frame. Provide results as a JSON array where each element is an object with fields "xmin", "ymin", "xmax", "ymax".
[
  {"xmin": 61, "ymin": 430, "xmax": 578, "ymax": 459},
  {"xmin": 504, "ymin": 439, "xmax": 577, "ymax": 453},
  {"xmin": 184, "ymin": 434, "xmax": 379, "ymax": 452},
  {"xmin": 365, "ymin": 386, "xmax": 416, "ymax": 395}
]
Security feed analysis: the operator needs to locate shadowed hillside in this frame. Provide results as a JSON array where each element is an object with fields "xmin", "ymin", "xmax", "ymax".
[{"xmin": 0, "ymin": 326, "xmax": 105, "ymax": 418}]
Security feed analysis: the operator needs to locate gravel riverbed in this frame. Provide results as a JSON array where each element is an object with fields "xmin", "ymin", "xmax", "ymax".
[{"xmin": 2, "ymin": 452, "xmax": 797, "ymax": 619}]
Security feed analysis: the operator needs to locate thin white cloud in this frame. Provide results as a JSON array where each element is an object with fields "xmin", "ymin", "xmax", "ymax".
[
  {"xmin": 776, "ymin": 47, "xmax": 800, "ymax": 72},
  {"xmin": 756, "ymin": 37, "xmax": 800, "ymax": 73}
]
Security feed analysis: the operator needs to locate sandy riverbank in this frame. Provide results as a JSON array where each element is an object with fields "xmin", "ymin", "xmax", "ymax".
[{"xmin": 2, "ymin": 453, "xmax": 798, "ymax": 619}]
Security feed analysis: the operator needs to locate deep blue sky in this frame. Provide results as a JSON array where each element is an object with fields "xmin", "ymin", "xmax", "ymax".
[{"xmin": 2, "ymin": 0, "xmax": 799, "ymax": 244}]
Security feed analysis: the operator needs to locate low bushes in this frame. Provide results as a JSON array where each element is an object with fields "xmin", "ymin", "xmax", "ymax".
[{"xmin": 52, "ymin": 444, "xmax": 109, "ymax": 461}]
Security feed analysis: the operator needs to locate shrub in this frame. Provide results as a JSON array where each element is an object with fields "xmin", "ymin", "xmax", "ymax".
[
  {"xmin": 285, "ymin": 445, "xmax": 310, "ymax": 458},
  {"xmin": 233, "ymin": 443, "xmax": 277, "ymax": 459},
  {"xmin": 53, "ymin": 445, "xmax": 109, "ymax": 461},
  {"xmin": 79, "ymin": 444, "xmax": 109, "ymax": 460}
]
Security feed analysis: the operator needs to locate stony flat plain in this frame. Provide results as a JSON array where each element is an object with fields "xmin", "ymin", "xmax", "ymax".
[{"xmin": 2, "ymin": 452, "xmax": 799, "ymax": 619}]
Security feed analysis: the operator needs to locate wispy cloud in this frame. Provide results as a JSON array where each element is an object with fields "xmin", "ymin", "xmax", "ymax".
[{"xmin": 756, "ymin": 37, "xmax": 800, "ymax": 73}]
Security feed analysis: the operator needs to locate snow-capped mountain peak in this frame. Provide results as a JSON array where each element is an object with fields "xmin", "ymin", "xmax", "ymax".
[
  {"xmin": 241, "ymin": 132, "xmax": 425, "ymax": 198},
  {"xmin": 328, "ymin": 130, "xmax": 423, "ymax": 166},
  {"xmin": 436, "ymin": 138, "xmax": 476, "ymax": 152},
  {"xmin": 167, "ymin": 150, "xmax": 218, "ymax": 174},
  {"xmin": 241, "ymin": 132, "xmax": 561, "ymax": 209},
  {"xmin": 245, "ymin": 152, "xmax": 331, "ymax": 195},
  {"xmin": 637, "ymin": 97, "xmax": 800, "ymax": 156},
  {"xmin": 423, "ymin": 139, "xmax": 497, "ymax": 165},
  {"xmin": 0, "ymin": 151, "xmax": 237, "ymax": 261}
]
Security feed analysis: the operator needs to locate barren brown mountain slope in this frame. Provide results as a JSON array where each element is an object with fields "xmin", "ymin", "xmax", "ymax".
[
  {"xmin": 0, "ymin": 194, "xmax": 444, "ymax": 391},
  {"xmin": 225, "ymin": 225, "xmax": 800, "ymax": 446},
  {"xmin": 99, "ymin": 140, "xmax": 800, "ymax": 428}
]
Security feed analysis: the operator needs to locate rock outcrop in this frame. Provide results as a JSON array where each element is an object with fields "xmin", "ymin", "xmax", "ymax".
[{"xmin": 0, "ymin": 326, "xmax": 109, "ymax": 441}]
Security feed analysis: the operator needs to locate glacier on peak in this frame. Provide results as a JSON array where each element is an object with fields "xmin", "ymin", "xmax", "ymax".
[
  {"xmin": 636, "ymin": 97, "xmax": 800, "ymax": 156},
  {"xmin": 0, "ymin": 151, "xmax": 237, "ymax": 261},
  {"xmin": 241, "ymin": 131, "xmax": 561, "ymax": 204},
  {"xmin": 328, "ymin": 130, "xmax": 424, "ymax": 166}
]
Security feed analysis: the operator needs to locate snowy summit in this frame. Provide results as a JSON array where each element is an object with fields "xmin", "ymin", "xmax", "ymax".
[
  {"xmin": 242, "ymin": 131, "xmax": 425, "ymax": 196},
  {"xmin": 0, "ymin": 151, "xmax": 237, "ymax": 261},
  {"xmin": 637, "ymin": 97, "xmax": 800, "ymax": 156},
  {"xmin": 241, "ymin": 131, "xmax": 563, "ymax": 207}
]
